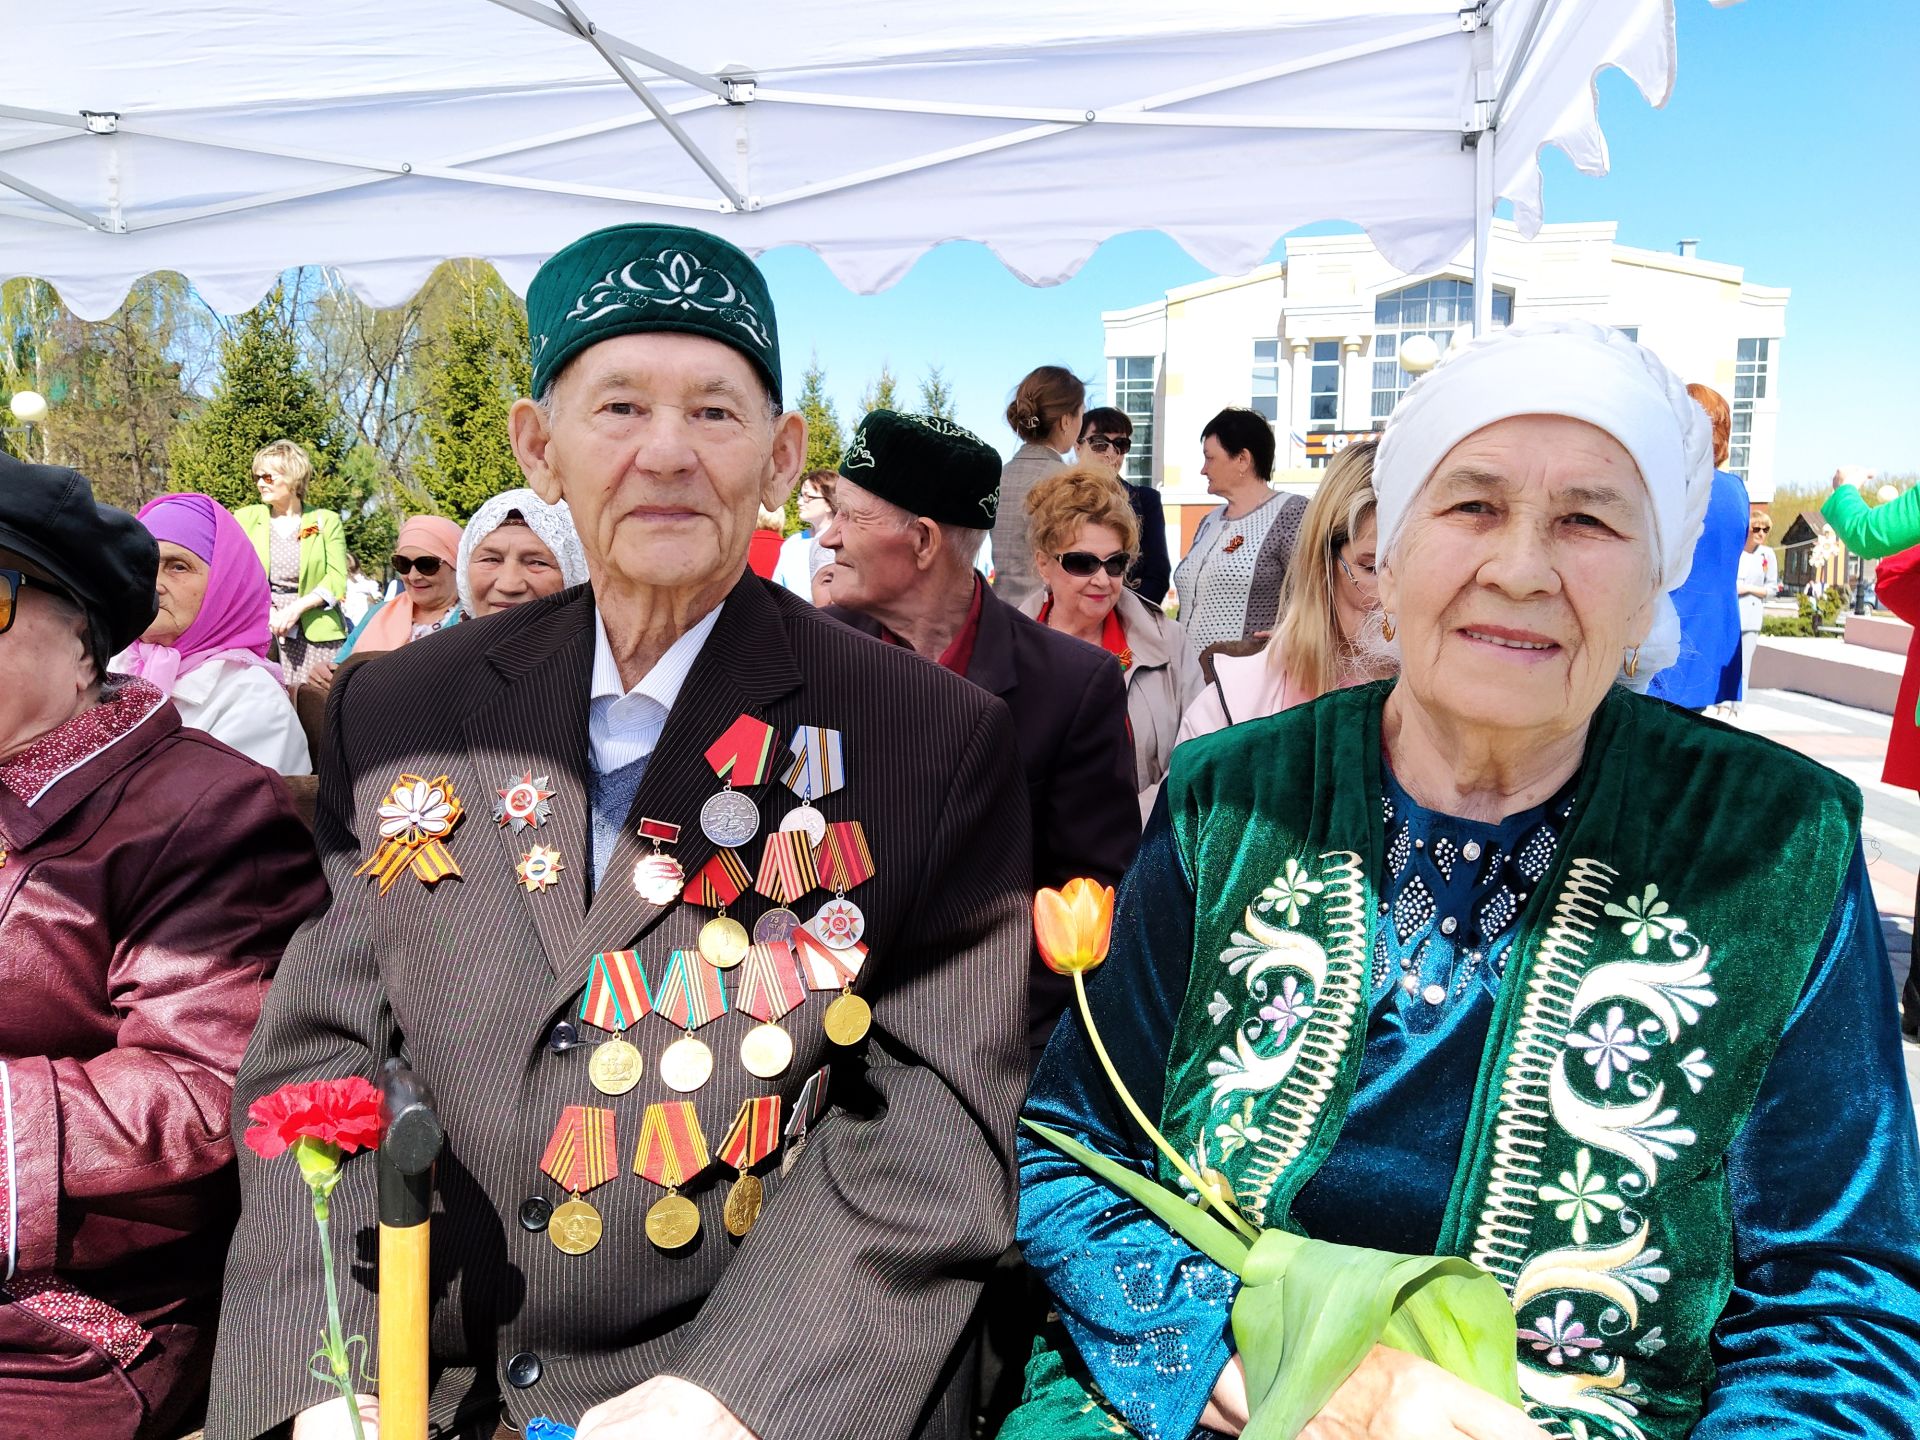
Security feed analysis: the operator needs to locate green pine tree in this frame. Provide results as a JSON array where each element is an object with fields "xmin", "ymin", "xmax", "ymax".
[
  {"xmin": 857, "ymin": 362, "xmax": 899, "ymax": 418},
  {"xmin": 796, "ymin": 354, "xmax": 844, "ymax": 474},
  {"xmin": 917, "ymin": 364, "xmax": 955, "ymax": 421},
  {"xmin": 170, "ymin": 288, "xmax": 350, "ymax": 520},
  {"xmin": 418, "ymin": 268, "xmax": 532, "ymax": 524}
]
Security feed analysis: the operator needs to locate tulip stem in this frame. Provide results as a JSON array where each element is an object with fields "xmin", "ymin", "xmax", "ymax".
[{"xmin": 1073, "ymin": 970, "xmax": 1260, "ymax": 1244}]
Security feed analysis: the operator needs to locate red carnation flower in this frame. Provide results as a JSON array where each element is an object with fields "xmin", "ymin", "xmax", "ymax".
[{"xmin": 244, "ymin": 1076, "xmax": 384, "ymax": 1161}]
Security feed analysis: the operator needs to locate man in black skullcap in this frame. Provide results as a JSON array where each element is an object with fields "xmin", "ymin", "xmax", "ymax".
[
  {"xmin": 211, "ymin": 228, "xmax": 1033, "ymax": 1440},
  {"xmin": 0, "ymin": 453, "xmax": 322, "ymax": 1437},
  {"xmin": 821, "ymin": 408, "xmax": 1141, "ymax": 1055}
]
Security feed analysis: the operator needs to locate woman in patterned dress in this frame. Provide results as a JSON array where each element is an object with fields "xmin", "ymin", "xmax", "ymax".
[
  {"xmin": 232, "ymin": 439, "xmax": 349, "ymax": 687},
  {"xmin": 1005, "ymin": 322, "xmax": 1920, "ymax": 1440}
]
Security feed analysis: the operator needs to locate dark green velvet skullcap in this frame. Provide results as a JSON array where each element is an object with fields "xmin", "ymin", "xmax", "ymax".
[
  {"xmin": 838, "ymin": 410, "xmax": 1004, "ymax": 529},
  {"xmin": 527, "ymin": 223, "xmax": 782, "ymax": 407}
]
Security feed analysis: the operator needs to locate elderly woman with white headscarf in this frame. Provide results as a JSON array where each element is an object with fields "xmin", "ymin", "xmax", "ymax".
[
  {"xmin": 455, "ymin": 487, "xmax": 589, "ymax": 618},
  {"xmin": 1003, "ymin": 322, "xmax": 1920, "ymax": 1440}
]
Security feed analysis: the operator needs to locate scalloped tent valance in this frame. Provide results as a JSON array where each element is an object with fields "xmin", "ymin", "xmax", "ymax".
[{"xmin": 0, "ymin": 0, "xmax": 1733, "ymax": 323}]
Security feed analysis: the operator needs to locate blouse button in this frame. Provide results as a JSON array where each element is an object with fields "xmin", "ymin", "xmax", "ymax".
[
  {"xmin": 1462, "ymin": 841, "xmax": 1483, "ymax": 862},
  {"xmin": 1422, "ymin": 983, "xmax": 1447, "ymax": 1006},
  {"xmin": 1440, "ymin": 916, "xmax": 1458, "ymax": 936},
  {"xmin": 1400, "ymin": 975, "xmax": 1419, "ymax": 994}
]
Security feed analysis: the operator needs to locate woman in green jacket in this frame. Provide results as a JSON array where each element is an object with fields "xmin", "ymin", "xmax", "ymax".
[{"xmin": 232, "ymin": 439, "xmax": 349, "ymax": 685}]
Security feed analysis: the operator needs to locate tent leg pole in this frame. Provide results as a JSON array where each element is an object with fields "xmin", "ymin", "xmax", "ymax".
[{"xmin": 1472, "ymin": 129, "xmax": 1493, "ymax": 337}]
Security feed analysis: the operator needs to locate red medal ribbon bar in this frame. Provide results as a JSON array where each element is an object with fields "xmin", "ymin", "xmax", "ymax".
[
  {"xmin": 683, "ymin": 849, "xmax": 751, "ymax": 908},
  {"xmin": 635, "ymin": 1101, "xmax": 710, "ymax": 1187},
  {"xmin": 355, "ymin": 773, "xmax": 466, "ymax": 894},
  {"xmin": 736, "ymin": 941, "xmax": 806, "ymax": 1022},
  {"xmin": 793, "ymin": 925, "xmax": 867, "ymax": 991},
  {"xmin": 718, "ymin": 1095, "xmax": 784, "ymax": 1172},
  {"xmin": 704, "ymin": 714, "xmax": 779, "ymax": 786},
  {"xmin": 753, "ymin": 830, "xmax": 820, "ymax": 905},
  {"xmin": 580, "ymin": 949, "xmax": 652, "ymax": 1032},
  {"xmin": 639, "ymin": 817, "xmax": 681, "ymax": 846},
  {"xmin": 815, "ymin": 820, "xmax": 876, "ymax": 894},
  {"xmin": 654, "ymin": 948, "xmax": 729, "ymax": 1030},
  {"xmin": 540, "ymin": 1105, "xmax": 617, "ymax": 1194}
]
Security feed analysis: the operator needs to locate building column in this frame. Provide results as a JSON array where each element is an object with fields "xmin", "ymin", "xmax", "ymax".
[
  {"xmin": 1287, "ymin": 339, "xmax": 1311, "ymax": 465},
  {"xmin": 1340, "ymin": 335, "xmax": 1367, "ymax": 432}
]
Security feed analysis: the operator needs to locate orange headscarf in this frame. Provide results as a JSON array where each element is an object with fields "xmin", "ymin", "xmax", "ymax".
[{"xmin": 352, "ymin": 515, "xmax": 463, "ymax": 656}]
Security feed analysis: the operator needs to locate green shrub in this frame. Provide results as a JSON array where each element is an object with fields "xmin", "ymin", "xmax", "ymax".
[{"xmin": 1761, "ymin": 614, "xmax": 1815, "ymax": 638}]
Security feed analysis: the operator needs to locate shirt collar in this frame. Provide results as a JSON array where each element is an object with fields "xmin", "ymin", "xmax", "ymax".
[{"xmin": 590, "ymin": 601, "xmax": 723, "ymax": 712}]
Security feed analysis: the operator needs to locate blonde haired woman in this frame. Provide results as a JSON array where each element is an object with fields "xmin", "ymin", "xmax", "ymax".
[
  {"xmin": 1177, "ymin": 439, "xmax": 1390, "ymax": 740},
  {"xmin": 232, "ymin": 438, "xmax": 349, "ymax": 685},
  {"xmin": 1018, "ymin": 466, "xmax": 1203, "ymax": 817}
]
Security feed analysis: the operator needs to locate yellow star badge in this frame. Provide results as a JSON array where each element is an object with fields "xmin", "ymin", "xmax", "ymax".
[{"xmin": 516, "ymin": 843, "xmax": 565, "ymax": 894}]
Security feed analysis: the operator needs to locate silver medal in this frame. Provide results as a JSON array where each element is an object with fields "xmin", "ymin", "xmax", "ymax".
[
  {"xmin": 700, "ymin": 789, "xmax": 761, "ymax": 849},
  {"xmin": 812, "ymin": 896, "xmax": 866, "ymax": 950},
  {"xmin": 778, "ymin": 803, "xmax": 827, "ymax": 848}
]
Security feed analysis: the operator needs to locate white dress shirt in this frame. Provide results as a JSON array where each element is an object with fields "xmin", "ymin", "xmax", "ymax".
[{"xmin": 587, "ymin": 603, "xmax": 723, "ymax": 776}]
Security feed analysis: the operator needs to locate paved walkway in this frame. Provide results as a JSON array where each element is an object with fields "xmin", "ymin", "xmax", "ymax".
[{"xmin": 1720, "ymin": 690, "xmax": 1920, "ymax": 1134}]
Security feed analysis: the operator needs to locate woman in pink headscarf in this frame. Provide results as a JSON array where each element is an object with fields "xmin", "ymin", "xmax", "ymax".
[
  {"xmin": 333, "ymin": 515, "xmax": 465, "ymax": 661},
  {"xmin": 113, "ymin": 493, "xmax": 312, "ymax": 775}
]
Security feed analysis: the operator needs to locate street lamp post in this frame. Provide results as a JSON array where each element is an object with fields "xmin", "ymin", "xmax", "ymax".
[{"xmin": 4, "ymin": 390, "xmax": 48, "ymax": 459}]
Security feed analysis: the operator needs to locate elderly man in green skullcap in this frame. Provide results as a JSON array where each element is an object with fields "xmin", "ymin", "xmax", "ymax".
[{"xmin": 211, "ymin": 227, "xmax": 1034, "ymax": 1440}]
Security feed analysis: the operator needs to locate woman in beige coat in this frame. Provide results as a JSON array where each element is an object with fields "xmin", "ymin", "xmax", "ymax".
[
  {"xmin": 993, "ymin": 365, "xmax": 1085, "ymax": 608},
  {"xmin": 1019, "ymin": 467, "xmax": 1203, "ymax": 819}
]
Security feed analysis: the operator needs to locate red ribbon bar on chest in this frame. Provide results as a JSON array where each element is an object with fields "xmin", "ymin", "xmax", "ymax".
[
  {"xmin": 717, "ymin": 1095, "xmax": 784, "ymax": 1172},
  {"xmin": 705, "ymin": 714, "xmax": 779, "ymax": 786},
  {"xmin": 580, "ymin": 950, "xmax": 652, "ymax": 1032},
  {"xmin": 683, "ymin": 849, "xmax": 751, "ymax": 908},
  {"xmin": 815, "ymin": 820, "xmax": 875, "ymax": 893},
  {"xmin": 634, "ymin": 1101, "xmax": 710, "ymax": 1187},
  {"xmin": 540, "ymin": 1105, "xmax": 617, "ymax": 1194}
]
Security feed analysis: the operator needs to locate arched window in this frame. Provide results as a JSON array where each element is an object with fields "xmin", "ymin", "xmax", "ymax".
[{"xmin": 1370, "ymin": 279, "xmax": 1512, "ymax": 422}]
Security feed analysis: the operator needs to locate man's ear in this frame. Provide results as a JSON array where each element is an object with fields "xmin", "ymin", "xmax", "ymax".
[
  {"xmin": 760, "ymin": 409, "xmax": 809, "ymax": 514},
  {"xmin": 510, "ymin": 397, "xmax": 563, "ymax": 505},
  {"xmin": 909, "ymin": 517, "xmax": 944, "ymax": 573}
]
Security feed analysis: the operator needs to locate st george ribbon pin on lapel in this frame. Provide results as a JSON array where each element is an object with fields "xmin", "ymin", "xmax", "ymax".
[
  {"xmin": 701, "ymin": 714, "xmax": 778, "ymax": 850},
  {"xmin": 632, "ymin": 817, "xmax": 685, "ymax": 905},
  {"xmin": 355, "ymin": 774, "xmax": 465, "ymax": 894}
]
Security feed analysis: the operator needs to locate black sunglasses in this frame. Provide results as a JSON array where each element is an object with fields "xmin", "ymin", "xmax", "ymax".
[
  {"xmin": 0, "ymin": 567, "xmax": 74, "ymax": 637},
  {"xmin": 1081, "ymin": 434, "xmax": 1132, "ymax": 456},
  {"xmin": 391, "ymin": 553, "xmax": 446, "ymax": 577},
  {"xmin": 1056, "ymin": 550, "xmax": 1133, "ymax": 579}
]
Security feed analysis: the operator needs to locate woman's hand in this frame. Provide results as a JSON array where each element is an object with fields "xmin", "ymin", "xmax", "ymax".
[
  {"xmin": 270, "ymin": 604, "xmax": 300, "ymax": 638},
  {"xmin": 1300, "ymin": 1346, "xmax": 1549, "ymax": 1440},
  {"xmin": 1832, "ymin": 464, "xmax": 1876, "ymax": 494},
  {"xmin": 1200, "ymin": 1355, "xmax": 1250, "ymax": 1435}
]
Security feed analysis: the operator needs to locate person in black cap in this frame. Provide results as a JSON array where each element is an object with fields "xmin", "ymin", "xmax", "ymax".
[
  {"xmin": 0, "ymin": 452, "xmax": 324, "ymax": 1438},
  {"xmin": 821, "ymin": 408, "xmax": 1142, "ymax": 1054}
]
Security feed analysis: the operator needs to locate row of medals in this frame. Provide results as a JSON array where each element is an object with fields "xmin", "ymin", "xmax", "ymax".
[{"xmin": 552, "ymin": 781, "xmax": 865, "ymax": 1255}]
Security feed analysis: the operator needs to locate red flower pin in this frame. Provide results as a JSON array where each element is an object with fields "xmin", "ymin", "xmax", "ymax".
[{"xmin": 244, "ymin": 1076, "xmax": 384, "ymax": 1160}]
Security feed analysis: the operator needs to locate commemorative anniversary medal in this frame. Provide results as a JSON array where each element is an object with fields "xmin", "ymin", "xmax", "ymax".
[
  {"xmin": 734, "ymin": 940, "xmax": 806, "ymax": 1079},
  {"xmin": 653, "ymin": 947, "xmax": 729, "ymax": 1092},
  {"xmin": 539, "ymin": 1105, "xmax": 617, "ymax": 1255},
  {"xmin": 717, "ymin": 1095, "xmax": 783, "ymax": 1237},
  {"xmin": 579, "ymin": 949, "xmax": 652, "ymax": 1096},
  {"xmin": 701, "ymin": 714, "xmax": 777, "ymax": 850},
  {"xmin": 635, "ymin": 1101, "xmax": 710, "ymax": 1250}
]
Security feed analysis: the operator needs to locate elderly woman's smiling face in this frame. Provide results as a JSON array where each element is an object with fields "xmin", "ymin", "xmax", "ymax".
[{"xmin": 1379, "ymin": 414, "xmax": 1659, "ymax": 740}]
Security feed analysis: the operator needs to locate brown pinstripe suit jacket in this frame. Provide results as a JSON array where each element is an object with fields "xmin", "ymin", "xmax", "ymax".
[{"xmin": 205, "ymin": 575, "xmax": 1034, "ymax": 1440}]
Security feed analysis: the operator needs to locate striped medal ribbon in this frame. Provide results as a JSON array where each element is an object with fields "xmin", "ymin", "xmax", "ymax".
[
  {"xmin": 683, "ymin": 849, "xmax": 751, "ymax": 909},
  {"xmin": 634, "ymin": 1101, "xmax": 711, "ymax": 1250},
  {"xmin": 704, "ymin": 714, "xmax": 780, "ymax": 784},
  {"xmin": 579, "ymin": 950, "xmax": 652, "ymax": 1032},
  {"xmin": 754, "ymin": 830, "xmax": 820, "ymax": 905},
  {"xmin": 792, "ymin": 925, "xmax": 868, "ymax": 991},
  {"xmin": 717, "ymin": 1095, "xmax": 785, "ymax": 1236},
  {"xmin": 654, "ymin": 949, "xmax": 729, "ymax": 1031},
  {"xmin": 539, "ymin": 1105, "xmax": 617, "ymax": 1255},
  {"xmin": 736, "ymin": 942, "xmax": 806, "ymax": 1022},
  {"xmin": 782, "ymin": 1065, "xmax": 833, "ymax": 1175},
  {"xmin": 815, "ymin": 820, "xmax": 875, "ymax": 894},
  {"xmin": 779, "ymin": 726, "xmax": 845, "ymax": 801}
]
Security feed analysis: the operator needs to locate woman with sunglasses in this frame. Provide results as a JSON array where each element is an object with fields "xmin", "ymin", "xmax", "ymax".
[
  {"xmin": 1020, "ymin": 467, "xmax": 1203, "ymax": 817},
  {"xmin": 1176, "ymin": 440, "xmax": 1391, "ymax": 742},
  {"xmin": 1077, "ymin": 407, "xmax": 1171, "ymax": 604},
  {"xmin": 333, "ymin": 515, "xmax": 465, "ymax": 662},
  {"xmin": 232, "ymin": 439, "xmax": 350, "ymax": 686}
]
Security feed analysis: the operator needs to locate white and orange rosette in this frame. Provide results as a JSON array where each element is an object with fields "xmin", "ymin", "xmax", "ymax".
[{"xmin": 355, "ymin": 773, "xmax": 465, "ymax": 893}]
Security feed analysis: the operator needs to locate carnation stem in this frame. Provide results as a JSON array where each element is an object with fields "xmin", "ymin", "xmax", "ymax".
[
  {"xmin": 311, "ymin": 1189, "xmax": 369, "ymax": 1440},
  {"xmin": 1072, "ymin": 969, "xmax": 1259, "ymax": 1243}
]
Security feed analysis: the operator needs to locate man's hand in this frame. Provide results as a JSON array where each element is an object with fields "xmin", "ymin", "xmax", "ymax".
[
  {"xmin": 576, "ymin": 1376, "xmax": 758, "ymax": 1440},
  {"xmin": 1833, "ymin": 464, "xmax": 1876, "ymax": 494},
  {"xmin": 291, "ymin": 1394, "xmax": 380, "ymax": 1439},
  {"xmin": 1299, "ymin": 1346, "xmax": 1549, "ymax": 1440}
]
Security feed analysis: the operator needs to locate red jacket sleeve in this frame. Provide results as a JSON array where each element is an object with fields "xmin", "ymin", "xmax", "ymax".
[{"xmin": 1873, "ymin": 546, "xmax": 1920, "ymax": 626}]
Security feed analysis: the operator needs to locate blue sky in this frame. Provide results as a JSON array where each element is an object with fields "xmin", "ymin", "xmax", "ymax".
[{"xmin": 756, "ymin": 2, "xmax": 1917, "ymax": 490}]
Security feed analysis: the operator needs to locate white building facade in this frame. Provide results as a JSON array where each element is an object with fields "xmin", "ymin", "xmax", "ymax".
[{"xmin": 1101, "ymin": 221, "xmax": 1788, "ymax": 545}]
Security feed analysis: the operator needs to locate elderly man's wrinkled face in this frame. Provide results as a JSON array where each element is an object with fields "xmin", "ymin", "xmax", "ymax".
[
  {"xmin": 511, "ymin": 333, "xmax": 803, "ymax": 601},
  {"xmin": 0, "ymin": 555, "xmax": 96, "ymax": 759},
  {"xmin": 1378, "ymin": 414, "xmax": 1658, "ymax": 739},
  {"xmin": 814, "ymin": 480, "xmax": 928, "ymax": 615}
]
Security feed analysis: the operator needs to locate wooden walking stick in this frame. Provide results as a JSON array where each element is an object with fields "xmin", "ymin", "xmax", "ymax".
[{"xmin": 378, "ymin": 1059, "xmax": 444, "ymax": 1440}]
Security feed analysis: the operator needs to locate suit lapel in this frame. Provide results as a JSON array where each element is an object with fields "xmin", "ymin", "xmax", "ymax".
[
  {"xmin": 543, "ymin": 576, "xmax": 804, "ymax": 1014},
  {"xmin": 462, "ymin": 590, "xmax": 596, "ymax": 978},
  {"xmin": 966, "ymin": 582, "xmax": 1020, "ymax": 699}
]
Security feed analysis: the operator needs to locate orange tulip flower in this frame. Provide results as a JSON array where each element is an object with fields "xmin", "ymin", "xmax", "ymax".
[{"xmin": 1034, "ymin": 878, "xmax": 1115, "ymax": 976}]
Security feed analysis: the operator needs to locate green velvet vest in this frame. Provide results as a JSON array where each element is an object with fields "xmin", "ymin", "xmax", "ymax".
[{"xmin": 1160, "ymin": 683, "xmax": 1861, "ymax": 1440}]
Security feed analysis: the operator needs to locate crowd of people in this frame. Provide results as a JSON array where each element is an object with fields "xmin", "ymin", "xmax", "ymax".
[{"xmin": 1, "ymin": 220, "xmax": 1915, "ymax": 1440}]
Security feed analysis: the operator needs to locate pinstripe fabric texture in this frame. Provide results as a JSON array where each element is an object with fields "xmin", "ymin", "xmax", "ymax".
[{"xmin": 205, "ymin": 575, "xmax": 1034, "ymax": 1440}]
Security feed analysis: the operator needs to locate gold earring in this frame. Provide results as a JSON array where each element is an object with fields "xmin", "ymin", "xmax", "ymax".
[
  {"xmin": 1381, "ymin": 614, "xmax": 1396, "ymax": 643},
  {"xmin": 1625, "ymin": 646, "xmax": 1640, "ymax": 680}
]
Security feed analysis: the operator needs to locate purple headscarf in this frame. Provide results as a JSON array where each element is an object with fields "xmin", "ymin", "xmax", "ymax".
[{"xmin": 118, "ymin": 493, "xmax": 284, "ymax": 694}]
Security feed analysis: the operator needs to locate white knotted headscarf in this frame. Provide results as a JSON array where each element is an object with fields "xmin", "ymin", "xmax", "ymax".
[
  {"xmin": 456, "ymin": 488, "xmax": 590, "ymax": 614},
  {"xmin": 1373, "ymin": 319, "xmax": 1714, "ymax": 687}
]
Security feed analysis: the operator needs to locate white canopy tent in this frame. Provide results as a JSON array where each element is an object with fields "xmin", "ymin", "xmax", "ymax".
[{"xmin": 1, "ymin": 1, "xmax": 1726, "ymax": 332}]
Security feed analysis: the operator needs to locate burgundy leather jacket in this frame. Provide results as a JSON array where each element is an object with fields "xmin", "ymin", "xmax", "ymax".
[{"xmin": 0, "ymin": 681, "xmax": 324, "ymax": 1435}]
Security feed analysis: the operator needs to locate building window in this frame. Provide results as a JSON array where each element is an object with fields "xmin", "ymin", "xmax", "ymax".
[
  {"xmin": 1616, "ymin": 326, "xmax": 1640, "ymax": 343},
  {"xmin": 1370, "ymin": 278, "xmax": 1513, "ymax": 421},
  {"xmin": 1730, "ymin": 338, "xmax": 1773, "ymax": 480},
  {"xmin": 1309, "ymin": 340, "xmax": 1341, "ymax": 425},
  {"xmin": 1111, "ymin": 356, "xmax": 1156, "ymax": 485},
  {"xmin": 1251, "ymin": 339, "xmax": 1280, "ymax": 421}
]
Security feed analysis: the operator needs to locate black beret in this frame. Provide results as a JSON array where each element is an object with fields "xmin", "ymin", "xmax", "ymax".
[
  {"xmin": 838, "ymin": 410, "xmax": 1003, "ymax": 529},
  {"xmin": 0, "ymin": 452, "xmax": 158, "ymax": 655}
]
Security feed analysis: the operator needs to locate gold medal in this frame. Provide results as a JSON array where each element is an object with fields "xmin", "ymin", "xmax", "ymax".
[
  {"xmin": 724, "ymin": 1173, "xmax": 765, "ymax": 1237},
  {"xmin": 739, "ymin": 1022, "xmax": 793, "ymax": 1079},
  {"xmin": 548, "ymin": 1196, "xmax": 604, "ymax": 1255},
  {"xmin": 659, "ymin": 1033, "xmax": 715, "ymax": 1092},
  {"xmin": 646, "ymin": 1191, "xmax": 701, "ymax": 1250},
  {"xmin": 588, "ymin": 1037, "xmax": 644, "ymax": 1096},
  {"xmin": 699, "ymin": 915, "xmax": 750, "ymax": 969},
  {"xmin": 823, "ymin": 991, "xmax": 871, "ymax": 1046}
]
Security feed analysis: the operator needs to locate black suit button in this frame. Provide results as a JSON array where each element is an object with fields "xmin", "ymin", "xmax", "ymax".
[
  {"xmin": 547, "ymin": 1020, "xmax": 579, "ymax": 1052},
  {"xmin": 507, "ymin": 1351, "xmax": 543, "ymax": 1388},
  {"xmin": 519, "ymin": 1197, "xmax": 553, "ymax": 1232}
]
